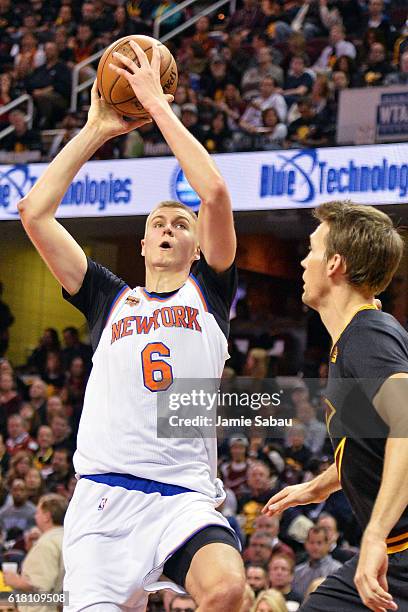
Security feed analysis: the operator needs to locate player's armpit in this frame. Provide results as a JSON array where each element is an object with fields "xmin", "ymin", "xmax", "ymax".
[
  {"xmin": 19, "ymin": 211, "xmax": 87, "ymax": 295},
  {"xmin": 197, "ymin": 182, "xmax": 236, "ymax": 273},
  {"xmin": 373, "ymin": 373, "xmax": 408, "ymax": 436}
]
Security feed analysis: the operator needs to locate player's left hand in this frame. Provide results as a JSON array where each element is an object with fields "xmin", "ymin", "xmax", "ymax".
[
  {"xmin": 354, "ymin": 530, "xmax": 398, "ymax": 612},
  {"xmin": 109, "ymin": 41, "xmax": 174, "ymax": 114}
]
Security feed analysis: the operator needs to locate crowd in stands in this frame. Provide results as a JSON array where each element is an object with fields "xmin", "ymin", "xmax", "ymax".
[
  {"xmin": 0, "ymin": 280, "xmax": 366, "ymax": 611},
  {"xmin": 0, "ymin": 0, "xmax": 407, "ymax": 159}
]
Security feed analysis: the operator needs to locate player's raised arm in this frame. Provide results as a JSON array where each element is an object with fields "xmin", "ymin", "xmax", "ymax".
[
  {"xmin": 18, "ymin": 82, "xmax": 150, "ymax": 295},
  {"xmin": 110, "ymin": 42, "xmax": 236, "ymax": 273}
]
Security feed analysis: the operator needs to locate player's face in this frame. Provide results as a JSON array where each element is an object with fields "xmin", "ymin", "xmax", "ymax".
[
  {"xmin": 141, "ymin": 208, "xmax": 199, "ymax": 272},
  {"xmin": 301, "ymin": 222, "xmax": 331, "ymax": 310}
]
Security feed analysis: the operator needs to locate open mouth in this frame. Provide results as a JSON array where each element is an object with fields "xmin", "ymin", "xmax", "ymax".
[{"xmin": 159, "ymin": 241, "xmax": 172, "ymax": 250}]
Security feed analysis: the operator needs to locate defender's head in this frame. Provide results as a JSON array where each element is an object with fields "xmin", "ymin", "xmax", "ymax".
[{"xmin": 301, "ymin": 201, "xmax": 404, "ymax": 310}]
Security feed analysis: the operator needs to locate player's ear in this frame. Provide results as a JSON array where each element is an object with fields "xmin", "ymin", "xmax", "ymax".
[
  {"xmin": 194, "ymin": 245, "xmax": 200, "ymax": 261},
  {"xmin": 141, "ymin": 238, "xmax": 145, "ymax": 257},
  {"xmin": 327, "ymin": 253, "xmax": 345, "ymax": 277}
]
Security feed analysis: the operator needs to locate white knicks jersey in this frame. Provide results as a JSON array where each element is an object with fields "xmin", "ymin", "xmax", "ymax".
[{"xmin": 63, "ymin": 256, "xmax": 237, "ymax": 499}]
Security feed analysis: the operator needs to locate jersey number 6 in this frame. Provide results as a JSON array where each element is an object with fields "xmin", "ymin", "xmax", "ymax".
[{"xmin": 141, "ymin": 342, "xmax": 174, "ymax": 392}]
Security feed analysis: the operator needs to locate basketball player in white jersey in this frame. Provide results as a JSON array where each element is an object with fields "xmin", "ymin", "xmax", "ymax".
[{"xmin": 18, "ymin": 42, "xmax": 245, "ymax": 611}]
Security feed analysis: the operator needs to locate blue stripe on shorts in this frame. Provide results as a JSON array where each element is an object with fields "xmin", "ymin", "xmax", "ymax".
[{"xmin": 81, "ymin": 473, "xmax": 195, "ymax": 496}]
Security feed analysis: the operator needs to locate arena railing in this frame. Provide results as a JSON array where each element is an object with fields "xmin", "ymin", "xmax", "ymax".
[
  {"xmin": 70, "ymin": 0, "xmax": 237, "ymax": 112},
  {"xmin": 0, "ymin": 94, "xmax": 34, "ymax": 141}
]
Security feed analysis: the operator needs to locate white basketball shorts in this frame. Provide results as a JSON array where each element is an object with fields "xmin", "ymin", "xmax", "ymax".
[{"xmin": 63, "ymin": 474, "xmax": 235, "ymax": 611}]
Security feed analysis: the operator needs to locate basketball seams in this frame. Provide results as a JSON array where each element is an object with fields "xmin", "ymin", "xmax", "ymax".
[{"xmin": 97, "ymin": 36, "xmax": 177, "ymax": 117}]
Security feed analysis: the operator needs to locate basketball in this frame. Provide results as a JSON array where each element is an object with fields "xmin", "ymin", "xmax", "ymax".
[{"xmin": 96, "ymin": 35, "xmax": 178, "ymax": 118}]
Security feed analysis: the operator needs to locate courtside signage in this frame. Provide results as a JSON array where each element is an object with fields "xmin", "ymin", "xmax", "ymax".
[{"xmin": 1, "ymin": 143, "xmax": 408, "ymax": 220}]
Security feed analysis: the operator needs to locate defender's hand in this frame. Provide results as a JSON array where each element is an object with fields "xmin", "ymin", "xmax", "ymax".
[
  {"xmin": 86, "ymin": 80, "xmax": 152, "ymax": 140},
  {"xmin": 109, "ymin": 41, "xmax": 174, "ymax": 115},
  {"xmin": 261, "ymin": 481, "xmax": 329, "ymax": 516},
  {"xmin": 355, "ymin": 531, "xmax": 397, "ymax": 612}
]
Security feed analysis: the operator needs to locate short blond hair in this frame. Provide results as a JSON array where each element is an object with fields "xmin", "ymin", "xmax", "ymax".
[
  {"xmin": 252, "ymin": 589, "xmax": 288, "ymax": 612},
  {"xmin": 144, "ymin": 200, "xmax": 198, "ymax": 235},
  {"xmin": 314, "ymin": 201, "xmax": 404, "ymax": 294}
]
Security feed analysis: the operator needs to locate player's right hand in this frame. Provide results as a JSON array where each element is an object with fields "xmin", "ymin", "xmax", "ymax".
[
  {"xmin": 261, "ymin": 481, "xmax": 328, "ymax": 516},
  {"xmin": 86, "ymin": 80, "xmax": 152, "ymax": 140}
]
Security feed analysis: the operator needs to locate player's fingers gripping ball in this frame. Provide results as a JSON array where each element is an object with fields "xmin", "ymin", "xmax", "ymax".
[{"xmin": 97, "ymin": 34, "xmax": 178, "ymax": 118}]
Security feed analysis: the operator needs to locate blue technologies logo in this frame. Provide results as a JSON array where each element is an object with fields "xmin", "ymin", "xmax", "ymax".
[
  {"xmin": 0, "ymin": 165, "xmax": 38, "ymax": 215},
  {"xmin": 172, "ymin": 167, "xmax": 200, "ymax": 210},
  {"xmin": 260, "ymin": 149, "xmax": 408, "ymax": 204}
]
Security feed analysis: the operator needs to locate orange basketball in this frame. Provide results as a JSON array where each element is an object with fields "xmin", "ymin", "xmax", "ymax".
[{"xmin": 96, "ymin": 35, "xmax": 178, "ymax": 118}]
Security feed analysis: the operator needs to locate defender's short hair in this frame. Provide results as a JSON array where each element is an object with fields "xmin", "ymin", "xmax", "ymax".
[{"xmin": 314, "ymin": 201, "xmax": 404, "ymax": 294}]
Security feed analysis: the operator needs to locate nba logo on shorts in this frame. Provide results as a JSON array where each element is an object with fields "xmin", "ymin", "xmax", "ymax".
[{"xmin": 98, "ymin": 497, "xmax": 108, "ymax": 511}]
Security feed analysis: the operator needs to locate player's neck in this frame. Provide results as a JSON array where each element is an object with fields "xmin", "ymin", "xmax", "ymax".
[
  {"xmin": 319, "ymin": 288, "xmax": 377, "ymax": 345},
  {"xmin": 145, "ymin": 267, "xmax": 189, "ymax": 293}
]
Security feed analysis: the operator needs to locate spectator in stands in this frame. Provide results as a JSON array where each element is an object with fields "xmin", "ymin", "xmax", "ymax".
[
  {"xmin": 332, "ymin": 54, "xmax": 358, "ymax": 87},
  {"xmin": 169, "ymin": 594, "xmax": 197, "ymax": 611},
  {"xmin": 295, "ymin": 400, "xmax": 326, "ymax": 455},
  {"xmin": 191, "ymin": 15, "xmax": 216, "ymax": 56},
  {"xmin": 43, "ymin": 351, "xmax": 65, "ymax": 394},
  {"xmin": 80, "ymin": 0, "xmax": 112, "ymax": 37},
  {"xmin": 0, "ymin": 371, "xmax": 21, "ymax": 428},
  {"xmin": 385, "ymin": 49, "xmax": 408, "ymax": 85},
  {"xmin": 45, "ymin": 395, "xmax": 65, "ymax": 425},
  {"xmin": 54, "ymin": 4, "xmax": 76, "ymax": 36},
  {"xmin": 27, "ymin": 328, "xmax": 60, "ymax": 376},
  {"xmin": 220, "ymin": 436, "xmax": 250, "ymax": 497},
  {"xmin": 45, "ymin": 448, "xmax": 72, "ymax": 496},
  {"xmin": 61, "ymin": 326, "xmax": 92, "ymax": 373},
  {"xmin": 203, "ymin": 110, "xmax": 231, "ymax": 153},
  {"xmin": 252, "ymin": 588, "xmax": 288, "ymax": 612},
  {"xmin": 244, "ymin": 531, "xmax": 277, "ymax": 566},
  {"xmin": 285, "ymin": 423, "xmax": 312, "ymax": 472},
  {"xmin": 250, "ymin": 107, "xmax": 288, "ymax": 149},
  {"xmin": 287, "ymin": 96, "xmax": 330, "ymax": 148},
  {"xmin": 0, "ymin": 73, "xmax": 14, "ymax": 127},
  {"xmin": 0, "ymin": 283, "xmax": 14, "ymax": 358},
  {"xmin": 61, "ymin": 356, "xmax": 87, "ymax": 433},
  {"xmin": 316, "ymin": 513, "xmax": 355, "ymax": 563},
  {"xmin": 71, "ymin": 22, "xmax": 97, "ymax": 80},
  {"xmin": 359, "ymin": 41, "xmax": 394, "ymax": 86},
  {"xmin": 281, "ymin": 55, "xmax": 314, "ymax": 107},
  {"xmin": 3, "ymin": 493, "xmax": 66, "ymax": 608},
  {"xmin": 111, "ymin": 4, "xmax": 136, "ymax": 39},
  {"xmin": 6, "ymin": 414, "xmax": 38, "ymax": 456},
  {"xmin": 238, "ymin": 461, "xmax": 275, "ymax": 537},
  {"xmin": 224, "ymin": 31, "xmax": 252, "ymax": 83},
  {"xmin": 313, "ymin": 24, "xmax": 356, "ymax": 72},
  {"xmin": 240, "ymin": 76, "xmax": 287, "ymax": 130},
  {"xmin": 253, "ymin": 515, "xmax": 295, "ymax": 559},
  {"xmin": 0, "ymin": 479, "xmax": 36, "ymax": 543},
  {"xmin": 54, "ymin": 27, "xmax": 75, "ymax": 67},
  {"xmin": 241, "ymin": 47, "xmax": 284, "ymax": 99},
  {"xmin": 292, "ymin": 526, "xmax": 342, "ymax": 598},
  {"xmin": 362, "ymin": 0, "xmax": 395, "ymax": 50},
  {"xmin": 6, "ymin": 450, "xmax": 33, "ymax": 486},
  {"xmin": 228, "ymin": 0, "xmax": 265, "ymax": 38},
  {"xmin": 2, "ymin": 109, "xmax": 42, "ymax": 153},
  {"xmin": 200, "ymin": 56, "xmax": 231, "ymax": 100},
  {"xmin": 28, "ymin": 377, "xmax": 47, "ymax": 426},
  {"xmin": 25, "ymin": 467, "xmax": 45, "ymax": 505},
  {"xmin": 11, "ymin": 32, "xmax": 44, "ymax": 72},
  {"xmin": 268, "ymin": 553, "xmax": 302, "ymax": 609},
  {"xmin": 246, "ymin": 564, "xmax": 269, "ymax": 596},
  {"xmin": 25, "ymin": 40, "xmax": 71, "ymax": 129},
  {"xmin": 50, "ymin": 415, "xmax": 74, "ymax": 454},
  {"xmin": 33, "ymin": 425, "xmax": 54, "ymax": 477},
  {"xmin": 180, "ymin": 103, "xmax": 206, "ymax": 142},
  {"xmin": 24, "ymin": 525, "xmax": 41, "ymax": 553}
]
